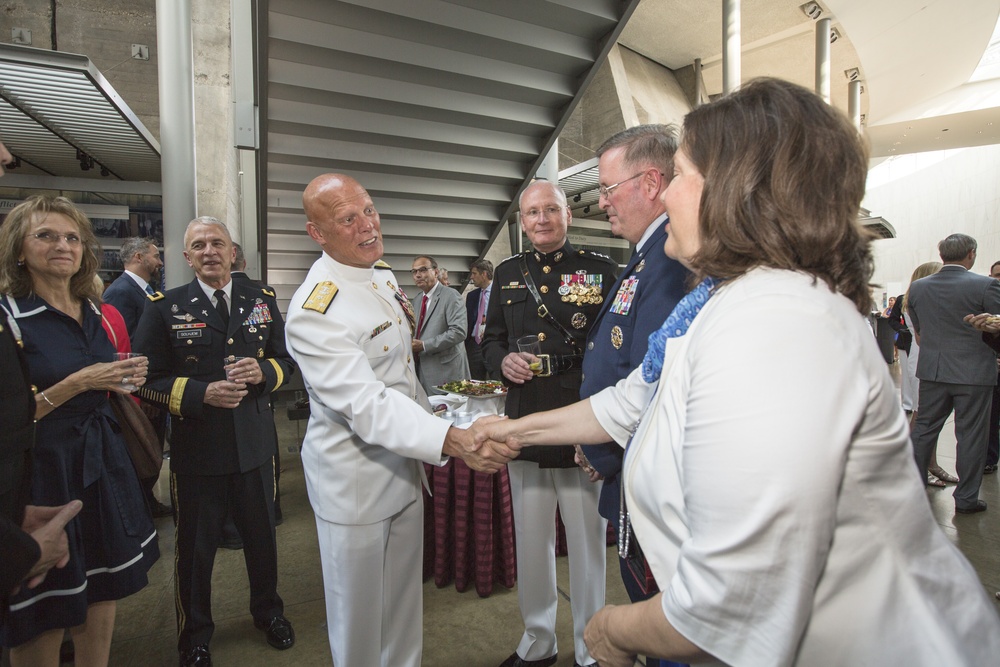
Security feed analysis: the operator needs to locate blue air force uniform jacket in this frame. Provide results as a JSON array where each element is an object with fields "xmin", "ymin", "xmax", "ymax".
[
  {"xmin": 481, "ymin": 242, "xmax": 617, "ymax": 468},
  {"xmin": 579, "ymin": 222, "xmax": 690, "ymax": 522},
  {"xmin": 132, "ymin": 278, "xmax": 296, "ymax": 476}
]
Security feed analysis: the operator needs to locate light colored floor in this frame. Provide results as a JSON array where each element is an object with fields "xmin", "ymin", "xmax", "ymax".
[{"xmin": 103, "ymin": 363, "xmax": 1000, "ymax": 667}]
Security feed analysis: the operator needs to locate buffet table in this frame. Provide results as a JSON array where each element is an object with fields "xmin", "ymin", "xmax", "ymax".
[{"xmin": 420, "ymin": 391, "xmax": 613, "ymax": 597}]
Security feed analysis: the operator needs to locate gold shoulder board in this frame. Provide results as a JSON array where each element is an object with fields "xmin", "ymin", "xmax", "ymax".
[
  {"xmin": 374, "ymin": 260, "xmax": 392, "ymax": 270},
  {"xmin": 147, "ymin": 291, "xmax": 165, "ymax": 301},
  {"xmin": 303, "ymin": 281, "xmax": 338, "ymax": 313}
]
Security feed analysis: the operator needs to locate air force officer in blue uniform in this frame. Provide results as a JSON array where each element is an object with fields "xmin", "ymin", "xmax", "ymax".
[{"xmin": 579, "ymin": 126, "xmax": 689, "ymax": 667}]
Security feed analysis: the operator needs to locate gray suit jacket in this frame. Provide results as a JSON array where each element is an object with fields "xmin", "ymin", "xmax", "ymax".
[
  {"xmin": 415, "ymin": 284, "xmax": 470, "ymax": 394},
  {"xmin": 907, "ymin": 264, "xmax": 1000, "ymax": 386}
]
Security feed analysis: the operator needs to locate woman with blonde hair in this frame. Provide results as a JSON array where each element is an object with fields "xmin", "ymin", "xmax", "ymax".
[{"xmin": 0, "ymin": 196, "xmax": 157, "ymax": 666}]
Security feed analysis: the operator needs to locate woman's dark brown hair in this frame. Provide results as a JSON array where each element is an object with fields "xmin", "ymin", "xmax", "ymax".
[
  {"xmin": 682, "ymin": 77, "xmax": 874, "ymax": 314},
  {"xmin": 0, "ymin": 195, "xmax": 101, "ymax": 300}
]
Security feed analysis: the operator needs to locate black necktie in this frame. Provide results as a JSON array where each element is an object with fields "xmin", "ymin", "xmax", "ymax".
[{"xmin": 214, "ymin": 289, "xmax": 229, "ymax": 327}]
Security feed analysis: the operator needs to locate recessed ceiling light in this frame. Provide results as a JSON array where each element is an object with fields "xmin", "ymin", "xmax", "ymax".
[{"xmin": 942, "ymin": 128, "xmax": 949, "ymax": 132}]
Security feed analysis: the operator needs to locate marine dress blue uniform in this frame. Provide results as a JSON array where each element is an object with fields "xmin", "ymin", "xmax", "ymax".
[{"xmin": 0, "ymin": 294, "xmax": 158, "ymax": 648}]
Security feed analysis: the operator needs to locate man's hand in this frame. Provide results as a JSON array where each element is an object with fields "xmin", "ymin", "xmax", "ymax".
[
  {"xmin": 204, "ymin": 380, "xmax": 248, "ymax": 409},
  {"xmin": 965, "ymin": 313, "xmax": 1000, "ymax": 334},
  {"xmin": 224, "ymin": 357, "xmax": 264, "ymax": 386},
  {"xmin": 500, "ymin": 352, "xmax": 534, "ymax": 385},
  {"xmin": 574, "ymin": 445, "xmax": 603, "ymax": 482},
  {"xmin": 443, "ymin": 422, "xmax": 519, "ymax": 473},
  {"xmin": 412, "ymin": 339, "xmax": 425, "ymax": 355},
  {"xmin": 20, "ymin": 500, "xmax": 83, "ymax": 591}
]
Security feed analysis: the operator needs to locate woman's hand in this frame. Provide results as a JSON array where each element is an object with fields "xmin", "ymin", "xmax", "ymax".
[
  {"xmin": 72, "ymin": 357, "xmax": 149, "ymax": 395},
  {"xmin": 585, "ymin": 605, "xmax": 637, "ymax": 667},
  {"xmin": 106, "ymin": 357, "xmax": 149, "ymax": 394}
]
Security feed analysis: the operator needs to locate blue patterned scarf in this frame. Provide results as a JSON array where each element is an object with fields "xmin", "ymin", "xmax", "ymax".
[{"xmin": 641, "ymin": 277, "xmax": 716, "ymax": 382}]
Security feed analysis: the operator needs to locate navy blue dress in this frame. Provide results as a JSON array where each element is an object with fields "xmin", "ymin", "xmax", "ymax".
[{"xmin": 0, "ymin": 295, "xmax": 159, "ymax": 648}]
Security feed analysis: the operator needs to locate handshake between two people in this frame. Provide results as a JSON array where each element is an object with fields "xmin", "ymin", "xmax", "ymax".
[{"xmin": 441, "ymin": 415, "xmax": 524, "ymax": 474}]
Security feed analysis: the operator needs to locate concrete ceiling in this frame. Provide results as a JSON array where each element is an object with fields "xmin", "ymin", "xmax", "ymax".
[{"xmin": 617, "ymin": 0, "xmax": 1000, "ymax": 158}]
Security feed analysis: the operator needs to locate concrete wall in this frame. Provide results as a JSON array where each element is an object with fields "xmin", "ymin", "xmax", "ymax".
[
  {"xmin": 191, "ymin": 0, "xmax": 238, "ymax": 231},
  {"xmin": 559, "ymin": 44, "xmax": 692, "ymax": 171},
  {"xmin": 865, "ymin": 144, "xmax": 1000, "ymax": 301},
  {"xmin": 1, "ymin": 0, "xmax": 238, "ymax": 229},
  {"xmin": 1, "ymin": 0, "xmax": 160, "ymax": 136}
]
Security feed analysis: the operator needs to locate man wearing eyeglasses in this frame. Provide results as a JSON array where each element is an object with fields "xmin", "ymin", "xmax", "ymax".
[
  {"xmin": 481, "ymin": 180, "xmax": 618, "ymax": 667},
  {"xmin": 579, "ymin": 125, "xmax": 690, "ymax": 667},
  {"xmin": 410, "ymin": 255, "xmax": 470, "ymax": 395}
]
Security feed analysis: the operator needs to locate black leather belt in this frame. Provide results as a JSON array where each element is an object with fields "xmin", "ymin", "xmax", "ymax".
[{"xmin": 545, "ymin": 354, "xmax": 583, "ymax": 375}]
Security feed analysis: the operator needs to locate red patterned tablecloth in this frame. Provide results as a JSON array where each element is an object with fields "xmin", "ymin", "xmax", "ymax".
[
  {"xmin": 422, "ymin": 460, "xmax": 617, "ymax": 597},
  {"xmin": 423, "ymin": 459, "xmax": 517, "ymax": 597}
]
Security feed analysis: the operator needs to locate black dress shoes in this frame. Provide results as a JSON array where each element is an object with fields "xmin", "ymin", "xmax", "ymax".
[
  {"xmin": 985, "ymin": 464, "xmax": 998, "ymax": 474},
  {"xmin": 498, "ymin": 651, "xmax": 558, "ymax": 667},
  {"xmin": 255, "ymin": 614, "xmax": 295, "ymax": 650},
  {"xmin": 150, "ymin": 499, "xmax": 173, "ymax": 518},
  {"xmin": 179, "ymin": 644, "xmax": 212, "ymax": 667},
  {"xmin": 956, "ymin": 500, "xmax": 988, "ymax": 514}
]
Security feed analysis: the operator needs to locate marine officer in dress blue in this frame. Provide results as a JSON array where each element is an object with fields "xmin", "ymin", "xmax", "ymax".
[{"xmin": 482, "ymin": 180, "xmax": 618, "ymax": 667}]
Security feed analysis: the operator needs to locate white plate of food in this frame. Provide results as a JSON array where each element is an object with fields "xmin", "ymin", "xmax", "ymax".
[{"xmin": 434, "ymin": 379, "xmax": 507, "ymax": 399}]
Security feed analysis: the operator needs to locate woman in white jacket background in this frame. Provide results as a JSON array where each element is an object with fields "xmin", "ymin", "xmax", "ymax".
[{"xmin": 474, "ymin": 77, "xmax": 1000, "ymax": 666}]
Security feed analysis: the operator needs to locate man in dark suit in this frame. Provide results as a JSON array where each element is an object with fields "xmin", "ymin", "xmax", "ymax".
[
  {"xmin": 134, "ymin": 217, "xmax": 297, "ymax": 667},
  {"xmin": 908, "ymin": 234, "xmax": 1000, "ymax": 514},
  {"xmin": 103, "ymin": 237, "xmax": 162, "ymax": 336},
  {"xmin": 465, "ymin": 259, "xmax": 496, "ymax": 380},
  {"xmin": 577, "ymin": 126, "xmax": 689, "ymax": 667},
  {"xmin": 482, "ymin": 180, "xmax": 618, "ymax": 667},
  {"xmin": 1, "ymin": 138, "xmax": 81, "ymax": 617}
]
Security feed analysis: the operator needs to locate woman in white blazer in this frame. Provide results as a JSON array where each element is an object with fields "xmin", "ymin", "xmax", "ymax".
[{"xmin": 473, "ymin": 78, "xmax": 1000, "ymax": 666}]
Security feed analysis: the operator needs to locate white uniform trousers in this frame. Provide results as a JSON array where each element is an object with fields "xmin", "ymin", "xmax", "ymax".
[
  {"xmin": 507, "ymin": 460, "xmax": 607, "ymax": 665},
  {"xmin": 314, "ymin": 498, "xmax": 423, "ymax": 667}
]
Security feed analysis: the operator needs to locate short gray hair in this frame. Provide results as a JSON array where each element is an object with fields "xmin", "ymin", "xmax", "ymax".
[
  {"xmin": 596, "ymin": 124, "xmax": 679, "ymax": 173},
  {"xmin": 938, "ymin": 233, "xmax": 977, "ymax": 262},
  {"xmin": 184, "ymin": 216, "xmax": 233, "ymax": 246},
  {"xmin": 119, "ymin": 236, "xmax": 157, "ymax": 266}
]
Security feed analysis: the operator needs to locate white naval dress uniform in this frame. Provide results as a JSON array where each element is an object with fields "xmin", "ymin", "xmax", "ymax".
[{"xmin": 285, "ymin": 253, "xmax": 451, "ymax": 667}]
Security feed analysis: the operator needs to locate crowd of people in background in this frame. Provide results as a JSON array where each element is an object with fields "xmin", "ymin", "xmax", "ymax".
[{"xmin": 3, "ymin": 76, "xmax": 1000, "ymax": 667}]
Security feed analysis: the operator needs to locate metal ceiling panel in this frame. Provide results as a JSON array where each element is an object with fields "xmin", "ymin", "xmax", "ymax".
[
  {"xmin": 0, "ymin": 43, "xmax": 160, "ymax": 182},
  {"xmin": 265, "ymin": 0, "xmax": 641, "ymax": 303}
]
